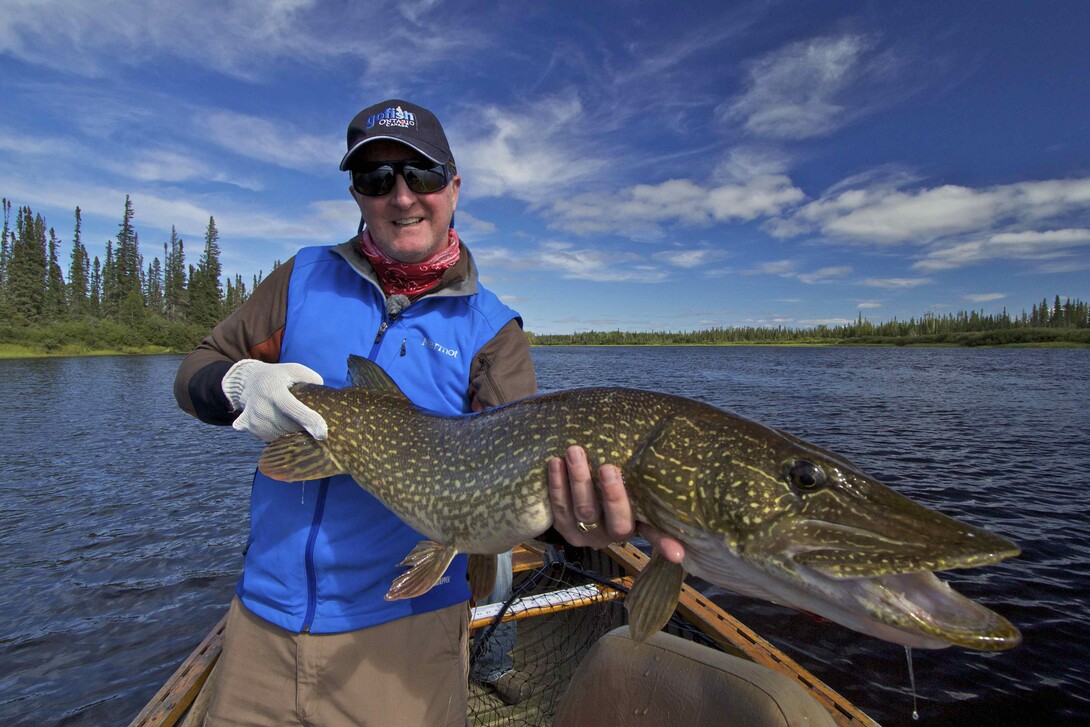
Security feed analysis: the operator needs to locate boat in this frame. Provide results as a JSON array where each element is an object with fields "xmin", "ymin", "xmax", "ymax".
[{"xmin": 128, "ymin": 541, "xmax": 877, "ymax": 726}]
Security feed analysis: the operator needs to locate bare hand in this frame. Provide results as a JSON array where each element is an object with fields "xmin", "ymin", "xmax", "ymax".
[{"xmin": 547, "ymin": 445, "xmax": 685, "ymax": 563}]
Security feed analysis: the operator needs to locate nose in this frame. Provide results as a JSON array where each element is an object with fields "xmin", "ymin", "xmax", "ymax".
[{"xmin": 388, "ymin": 173, "xmax": 417, "ymax": 207}]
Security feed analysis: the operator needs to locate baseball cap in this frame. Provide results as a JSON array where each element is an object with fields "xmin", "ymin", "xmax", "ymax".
[{"xmin": 339, "ymin": 99, "xmax": 454, "ymax": 171}]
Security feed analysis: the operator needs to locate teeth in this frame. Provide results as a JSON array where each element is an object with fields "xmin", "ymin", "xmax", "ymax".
[{"xmin": 395, "ymin": 218, "xmax": 423, "ymax": 226}]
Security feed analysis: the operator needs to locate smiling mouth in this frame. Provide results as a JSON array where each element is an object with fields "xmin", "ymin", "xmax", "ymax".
[{"xmin": 394, "ymin": 217, "xmax": 424, "ymax": 227}]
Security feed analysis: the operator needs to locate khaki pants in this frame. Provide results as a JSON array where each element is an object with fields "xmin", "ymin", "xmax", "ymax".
[{"xmin": 204, "ymin": 597, "xmax": 470, "ymax": 727}]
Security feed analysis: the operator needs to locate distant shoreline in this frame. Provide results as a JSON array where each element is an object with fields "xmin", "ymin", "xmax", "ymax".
[
  {"xmin": 0, "ymin": 343, "xmax": 175, "ymax": 360},
  {"xmin": 2, "ymin": 339, "xmax": 1087, "ymax": 360}
]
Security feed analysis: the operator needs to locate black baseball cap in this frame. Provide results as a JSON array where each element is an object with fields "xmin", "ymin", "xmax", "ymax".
[{"xmin": 339, "ymin": 99, "xmax": 454, "ymax": 171}]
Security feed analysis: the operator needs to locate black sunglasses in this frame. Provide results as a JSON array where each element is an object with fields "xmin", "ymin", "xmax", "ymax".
[{"xmin": 351, "ymin": 160, "xmax": 451, "ymax": 197}]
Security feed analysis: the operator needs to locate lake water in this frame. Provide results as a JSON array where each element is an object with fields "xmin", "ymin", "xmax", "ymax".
[{"xmin": 1, "ymin": 347, "xmax": 1088, "ymax": 725}]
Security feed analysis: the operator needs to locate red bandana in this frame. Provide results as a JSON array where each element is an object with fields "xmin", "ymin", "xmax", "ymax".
[{"xmin": 358, "ymin": 228, "xmax": 462, "ymax": 298}]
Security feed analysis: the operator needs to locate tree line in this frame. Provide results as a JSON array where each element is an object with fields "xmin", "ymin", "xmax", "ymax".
[
  {"xmin": 0, "ymin": 197, "xmax": 273, "ymax": 353},
  {"xmin": 528, "ymin": 298, "xmax": 1090, "ymax": 347}
]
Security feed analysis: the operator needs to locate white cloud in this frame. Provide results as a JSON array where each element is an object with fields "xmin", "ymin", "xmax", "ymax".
[
  {"xmin": 795, "ymin": 184, "xmax": 1002, "ymax": 243},
  {"xmin": 746, "ymin": 260, "xmax": 851, "ymax": 284},
  {"xmin": 860, "ymin": 277, "xmax": 933, "ymax": 289},
  {"xmin": 789, "ymin": 178, "xmax": 1090, "ymax": 246},
  {"xmin": 719, "ymin": 34, "xmax": 885, "ymax": 140},
  {"xmin": 750, "ymin": 260, "xmax": 796, "ymax": 276},
  {"xmin": 0, "ymin": 0, "xmax": 318, "ymax": 78},
  {"xmin": 454, "ymin": 95, "xmax": 605, "ymax": 205},
  {"xmin": 914, "ymin": 228, "xmax": 1090, "ymax": 271},
  {"xmin": 964, "ymin": 293, "xmax": 1006, "ymax": 303},
  {"xmin": 798, "ymin": 266, "xmax": 852, "ymax": 284},
  {"xmin": 472, "ymin": 240, "xmax": 670, "ymax": 284},
  {"xmin": 772, "ymin": 174, "xmax": 1090, "ymax": 271},
  {"xmin": 550, "ymin": 175, "xmax": 804, "ymax": 238},
  {"xmin": 652, "ymin": 248, "xmax": 725, "ymax": 269},
  {"xmin": 1, "ymin": 120, "xmax": 263, "ymax": 190},
  {"xmin": 451, "ymin": 210, "xmax": 497, "ymax": 237},
  {"xmin": 0, "ymin": 0, "xmax": 479, "ymax": 83},
  {"xmin": 203, "ymin": 111, "xmax": 339, "ymax": 172}
]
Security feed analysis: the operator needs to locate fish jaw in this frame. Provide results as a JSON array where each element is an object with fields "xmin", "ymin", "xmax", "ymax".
[{"xmin": 680, "ymin": 523, "xmax": 1022, "ymax": 651}]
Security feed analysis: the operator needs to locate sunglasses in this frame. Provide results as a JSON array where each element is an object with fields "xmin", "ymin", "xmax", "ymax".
[{"xmin": 351, "ymin": 160, "xmax": 452, "ymax": 197}]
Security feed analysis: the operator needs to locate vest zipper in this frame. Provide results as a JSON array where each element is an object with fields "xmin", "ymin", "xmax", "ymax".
[
  {"xmin": 301, "ymin": 477, "xmax": 331, "ymax": 632},
  {"xmin": 369, "ymin": 313, "xmax": 402, "ymax": 359},
  {"xmin": 476, "ymin": 353, "xmax": 507, "ymax": 404}
]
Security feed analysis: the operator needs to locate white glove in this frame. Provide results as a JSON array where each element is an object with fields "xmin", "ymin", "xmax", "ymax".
[{"xmin": 221, "ymin": 359, "xmax": 328, "ymax": 442}]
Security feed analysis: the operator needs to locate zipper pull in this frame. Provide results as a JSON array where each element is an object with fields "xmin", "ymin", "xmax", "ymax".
[
  {"xmin": 400, "ymin": 338, "xmax": 407, "ymax": 356},
  {"xmin": 374, "ymin": 320, "xmax": 388, "ymax": 344}
]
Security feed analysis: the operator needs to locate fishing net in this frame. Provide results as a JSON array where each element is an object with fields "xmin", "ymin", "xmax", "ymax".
[{"xmin": 466, "ymin": 544, "xmax": 716, "ymax": 726}]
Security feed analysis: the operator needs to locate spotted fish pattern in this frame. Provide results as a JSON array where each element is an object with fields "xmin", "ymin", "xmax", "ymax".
[{"xmin": 259, "ymin": 356, "xmax": 1021, "ymax": 650}]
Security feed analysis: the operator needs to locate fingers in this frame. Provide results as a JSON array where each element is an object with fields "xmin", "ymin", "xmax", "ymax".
[
  {"xmin": 597, "ymin": 464, "xmax": 635, "ymax": 543},
  {"xmin": 547, "ymin": 454, "xmax": 580, "ymax": 542},
  {"xmin": 281, "ymin": 397, "xmax": 329, "ymax": 440},
  {"xmin": 565, "ymin": 445, "xmax": 601, "ymax": 529},
  {"xmin": 547, "ymin": 447, "xmax": 688, "ymax": 563},
  {"xmin": 637, "ymin": 523, "xmax": 686, "ymax": 564},
  {"xmin": 281, "ymin": 362, "xmax": 324, "ymax": 386},
  {"xmin": 548, "ymin": 446, "xmax": 635, "ymax": 549}
]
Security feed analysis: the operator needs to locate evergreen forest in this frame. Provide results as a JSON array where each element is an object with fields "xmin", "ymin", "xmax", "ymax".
[
  {"xmin": 1, "ymin": 197, "xmax": 1087, "ymax": 357},
  {"xmin": 0, "ymin": 197, "xmax": 272, "ymax": 356}
]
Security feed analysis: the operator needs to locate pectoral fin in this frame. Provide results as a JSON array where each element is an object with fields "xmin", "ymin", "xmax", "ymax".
[
  {"xmin": 386, "ymin": 541, "xmax": 460, "ymax": 601},
  {"xmin": 625, "ymin": 550, "xmax": 685, "ymax": 642},
  {"xmin": 258, "ymin": 432, "xmax": 344, "ymax": 481},
  {"xmin": 467, "ymin": 553, "xmax": 498, "ymax": 603}
]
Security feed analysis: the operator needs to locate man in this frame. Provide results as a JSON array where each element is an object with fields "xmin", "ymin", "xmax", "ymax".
[{"xmin": 174, "ymin": 99, "xmax": 682, "ymax": 726}]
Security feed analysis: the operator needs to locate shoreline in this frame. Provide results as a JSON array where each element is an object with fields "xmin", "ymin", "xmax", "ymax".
[
  {"xmin": 0, "ymin": 343, "xmax": 179, "ymax": 360},
  {"xmin": 2, "ymin": 340, "xmax": 1086, "ymax": 360}
]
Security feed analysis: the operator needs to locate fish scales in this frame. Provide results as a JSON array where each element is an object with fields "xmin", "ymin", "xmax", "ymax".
[
  {"xmin": 256, "ymin": 356, "xmax": 1023, "ymax": 651},
  {"xmin": 297, "ymin": 385, "xmax": 692, "ymax": 552}
]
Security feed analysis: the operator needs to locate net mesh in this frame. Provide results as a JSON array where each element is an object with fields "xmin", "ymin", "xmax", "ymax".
[{"xmin": 466, "ymin": 547, "xmax": 715, "ymax": 726}]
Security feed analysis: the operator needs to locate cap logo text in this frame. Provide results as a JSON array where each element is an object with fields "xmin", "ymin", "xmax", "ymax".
[{"xmin": 366, "ymin": 106, "xmax": 417, "ymax": 130}]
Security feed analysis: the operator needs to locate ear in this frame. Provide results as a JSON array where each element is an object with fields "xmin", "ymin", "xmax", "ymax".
[{"xmin": 449, "ymin": 173, "xmax": 461, "ymax": 211}]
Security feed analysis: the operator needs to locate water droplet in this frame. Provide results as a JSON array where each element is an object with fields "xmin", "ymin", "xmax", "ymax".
[{"xmin": 905, "ymin": 646, "xmax": 920, "ymax": 721}]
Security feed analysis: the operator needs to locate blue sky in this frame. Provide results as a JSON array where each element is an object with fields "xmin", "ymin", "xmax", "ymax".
[{"xmin": 2, "ymin": 0, "xmax": 1088, "ymax": 334}]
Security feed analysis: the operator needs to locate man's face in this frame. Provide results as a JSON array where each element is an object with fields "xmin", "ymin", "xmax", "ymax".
[{"xmin": 350, "ymin": 139, "xmax": 461, "ymax": 263}]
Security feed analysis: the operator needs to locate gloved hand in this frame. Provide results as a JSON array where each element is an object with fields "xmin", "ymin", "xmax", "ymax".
[{"xmin": 221, "ymin": 359, "xmax": 328, "ymax": 442}]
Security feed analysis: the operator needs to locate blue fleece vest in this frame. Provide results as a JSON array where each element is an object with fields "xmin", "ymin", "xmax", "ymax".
[{"xmin": 237, "ymin": 244, "xmax": 520, "ymax": 634}]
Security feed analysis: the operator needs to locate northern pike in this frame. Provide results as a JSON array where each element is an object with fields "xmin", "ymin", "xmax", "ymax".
[{"xmin": 259, "ymin": 355, "xmax": 1021, "ymax": 651}]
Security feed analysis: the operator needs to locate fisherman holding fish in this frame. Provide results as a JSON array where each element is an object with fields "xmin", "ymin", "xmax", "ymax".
[{"xmin": 174, "ymin": 99, "xmax": 683, "ymax": 726}]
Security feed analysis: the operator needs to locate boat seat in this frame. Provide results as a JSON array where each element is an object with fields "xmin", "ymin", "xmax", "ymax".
[{"xmin": 552, "ymin": 626, "xmax": 837, "ymax": 727}]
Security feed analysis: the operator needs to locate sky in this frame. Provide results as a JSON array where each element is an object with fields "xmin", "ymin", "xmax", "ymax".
[{"xmin": 2, "ymin": 0, "xmax": 1089, "ymax": 334}]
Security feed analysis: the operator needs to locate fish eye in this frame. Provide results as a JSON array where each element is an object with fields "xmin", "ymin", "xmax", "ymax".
[{"xmin": 784, "ymin": 460, "xmax": 827, "ymax": 492}]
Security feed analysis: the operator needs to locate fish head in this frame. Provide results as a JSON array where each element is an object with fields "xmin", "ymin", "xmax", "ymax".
[{"xmin": 644, "ymin": 412, "xmax": 1022, "ymax": 651}]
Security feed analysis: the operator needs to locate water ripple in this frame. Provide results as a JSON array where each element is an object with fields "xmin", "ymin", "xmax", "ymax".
[{"xmin": 1, "ymin": 348, "xmax": 1088, "ymax": 726}]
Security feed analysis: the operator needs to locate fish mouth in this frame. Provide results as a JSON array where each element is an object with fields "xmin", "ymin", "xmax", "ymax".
[
  {"xmin": 803, "ymin": 567, "xmax": 1023, "ymax": 650},
  {"xmin": 769, "ymin": 520, "xmax": 1022, "ymax": 650}
]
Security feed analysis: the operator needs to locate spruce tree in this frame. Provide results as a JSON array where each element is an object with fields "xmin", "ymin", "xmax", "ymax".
[
  {"xmin": 102, "ymin": 240, "xmax": 116, "ymax": 316},
  {"xmin": 68, "ymin": 207, "xmax": 90, "ymax": 315},
  {"xmin": 114, "ymin": 195, "xmax": 143, "ymax": 304},
  {"xmin": 90, "ymin": 256, "xmax": 102, "ymax": 317},
  {"xmin": 8, "ymin": 206, "xmax": 48, "ymax": 323},
  {"xmin": 46, "ymin": 228, "xmax": 67, "ymax": 320},
  {"xmin": 146, "ymin": 257, "xmax": 164, "ymax": 315},
  {"xmin": 189, "ymin": 216, "xmax": 224, "ymax": 329},
  {"xmin": 0, "ymin": 198, "xmax": 11, "ymax": 315},
  {"xmin": 162, "ymin": 229, "xmax": 186, "ymax": 321}
]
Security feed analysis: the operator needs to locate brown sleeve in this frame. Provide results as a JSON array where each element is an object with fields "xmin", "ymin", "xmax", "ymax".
[
  {"xmin": 469, "ymin": 318, "xmax": 537, "ymax": 410},
  {"xmin": 173, "ymin": 258, "xmax": 295, "ymax": 422}
]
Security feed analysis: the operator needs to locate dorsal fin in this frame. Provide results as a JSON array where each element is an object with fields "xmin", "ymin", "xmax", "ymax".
[{"xmin": 347, "ymin": 354, "xmax": 408, "ymax": 398}]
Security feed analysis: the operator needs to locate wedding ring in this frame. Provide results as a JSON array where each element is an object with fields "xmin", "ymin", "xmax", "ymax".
[{"xmin": 577, "ymin": 520, "xmax": 600, "ymax": 533}]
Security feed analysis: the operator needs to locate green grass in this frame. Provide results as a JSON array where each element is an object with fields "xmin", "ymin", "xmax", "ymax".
[{"xmin": 0, "ymin": 342, "xmax": 174, "ymax": 359}]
